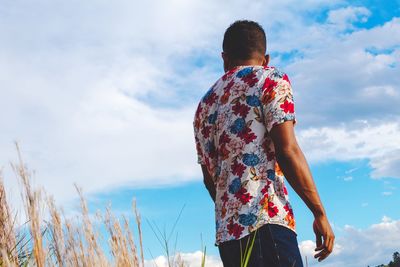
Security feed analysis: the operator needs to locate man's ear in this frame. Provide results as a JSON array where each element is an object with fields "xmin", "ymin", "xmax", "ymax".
[{"xmin": 263, "ymin": 54, "xmax": 270, "ymax": 66}]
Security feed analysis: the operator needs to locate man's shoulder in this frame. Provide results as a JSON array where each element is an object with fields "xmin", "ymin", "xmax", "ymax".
[
  {"xmin": 197, "ymin": 66, "xmax": 290, "ymax": 106},
  {"xmin": 253, "ymin": 65, "xmax": 289, "ymax": 80},
  {"xmin": 221, "ymin": 65, "xmax": 288, "ymax": 82}
]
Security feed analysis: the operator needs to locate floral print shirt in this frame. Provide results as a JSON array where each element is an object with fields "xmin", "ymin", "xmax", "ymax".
[{"xmin": 193, "ymin": 65, "xmax": 297, "ymax": 245}]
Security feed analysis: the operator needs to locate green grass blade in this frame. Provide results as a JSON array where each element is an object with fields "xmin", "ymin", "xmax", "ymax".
[
  {"xmin": 242, "ymin": 230, "xmax": 258, "ymax": 267},
  {"xmin": 201, "ymin": 246, "xmax": 206, "ymax": 267}
]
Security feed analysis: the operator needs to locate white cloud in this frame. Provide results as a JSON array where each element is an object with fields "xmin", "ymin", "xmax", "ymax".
[
  {"xmin": 0, "ymin": 0, "xmax": 399, "ymax": 206},
  {"xmin": 297, "ymin": 122, "xmax": 400, "ymax": 179},
  {"xmin": 144, "ymin": 251, "xmax": 222, "ymax": 267},
  {"xmin": 362, "ymin": 85, "xmax": 399, "ymax": 98},
  {"xmin": 343, "ymin": 176, "xmax": 353, "ymax": 182},
  {"xmin": 327, "ymin": 6, "xmax": 371, "ymax": 30},
  {"xmin": 287, "ymin": 18, "xmax": 400, "ymax": 127},
  {"xmin": 272, "ymin": 13, "xmax": 400, "ymax": 179},
  {"xmin": 299, "ymin": 217, "xmax": 400, "ymax": 267},
  {"xmin": 345, "ymin": 167, "xmax": 358, "ymax": 174},
  {"xmin": 0, "ymin": 0, "xmax": 345, "ymax": 200}
]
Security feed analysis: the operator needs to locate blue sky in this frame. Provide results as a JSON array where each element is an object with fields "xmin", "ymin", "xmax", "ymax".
[{"xmin": 0, "ymin": 0, "xmax": 399, "ymax": 266}]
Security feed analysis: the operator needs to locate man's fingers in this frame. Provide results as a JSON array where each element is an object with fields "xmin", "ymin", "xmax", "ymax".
[
  {"xmin": 322, "ymin": 234, "xmax": 331, "ymax": 253},
  {"xmin": 314, "ymin": 234, "xmax": 335, "ymax": 262},
  {"xmin": 315, "ymin": 233, "xmax": 323, "ymax": 250},
  {"xmin": 318, "ymin": 243, "xmax": 333, "ymax": 262},
  {"xmin": 324, "ymin": 234, "xmax": 334, "ymax": 254},
  {"xmin": 314, "ymin": 249, "xmax": 327, "ymax": 260},
  {"xmin": 327, "ymin": 235, "xmax": 335, "ymax": 254},
  {"xmin": 314, "ymin": 247, "xmax": 329, "ymax": 262},
  {"xmin": 318, "ymin": 251, "xmax": 329, "ymax": 262}
]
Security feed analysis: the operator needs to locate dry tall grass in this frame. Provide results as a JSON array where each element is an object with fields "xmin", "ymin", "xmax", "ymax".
[{"xmin": 0, "ymin": 145, "xmax": 188, "ymax": 267}]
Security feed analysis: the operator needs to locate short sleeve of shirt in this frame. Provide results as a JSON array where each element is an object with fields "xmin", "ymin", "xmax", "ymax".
[
  {"xmin": 260, "ymin": 72, "xmax": 296, "ymax": 132},
  {"xmin": 194, "ymin": 131, "xmax": 206, "ymax": 165},
  {"xmin": 193, "ymin": 105, "xmax": 206, "ymax": 165},
  {"xmin": 193, "ymin": 84, "xmax": 219, "ymax": 178}
]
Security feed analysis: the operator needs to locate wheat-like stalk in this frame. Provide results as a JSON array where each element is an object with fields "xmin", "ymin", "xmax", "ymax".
[
  {"xmin": 0, "ymin": 144, "xmax": 197, "ymax": 267},
  {"xmin": 0, "ymin": 144, "xmax": 147, "ymax": 266}
]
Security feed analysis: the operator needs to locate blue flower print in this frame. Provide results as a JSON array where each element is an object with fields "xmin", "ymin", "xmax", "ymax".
[
  {"xmin": 236, "ymin": 67, "xmax": 253, "ymax": 78},
  {"xmin": 230, "ymin": 118, "xmax": 246, "ymax": 134},
  {"xmin": 272, "ymin": 69, "xmax": 284, "ymax": 79},
  {"xmin": 228, "ymin": 178, "xmax": 241, "ymax": 194},
  {"xmin": 205, "ymin": 141, "xmax": 215, "ymax": 154},
  {"xmin": 267, "ymin": 169, "xmax": 275, "ymax": 181},
  {"xmin": 242, "ymin": 153, "xmax": 260, "ymax": 166},
  {"xmin": 238, "ymin": 213, "xmax": 257, "ymax": 226},
  {"xmin": 216, "ymin": 166, "xmax": 221, "ymax": 176},
  {"xmin": 202, "ymin": 88, "xmax": 213, "ymax": 101},
  {"xmin": 246, "ymin": 95, "xmax": 260, "ymax": 107},
  {"xmin": 208, "ymin": 111, "xmax": 218, "ymax": 124}
]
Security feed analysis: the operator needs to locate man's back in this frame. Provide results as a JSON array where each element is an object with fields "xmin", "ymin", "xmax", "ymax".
[
  {"xmin": 193, "ymin": 20, "xmax": 334, "ymax": 266},
  {"xmin": 194, "ymin": 65, "xmax": 296, "ymax": 245}
]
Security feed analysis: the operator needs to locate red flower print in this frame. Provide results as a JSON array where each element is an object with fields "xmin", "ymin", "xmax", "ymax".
[
  {"xmin": 219, "ymin": 145, "xmax": 230, "ymax": 160},
  {"xmin": 237, "ymin": 128, "xmax": 257, "ymax": 144},
  {"xmin": 222, "ymin": 69, "xmax": 237, "ymax": 81},
  {"xmin": 232, "ymin": 102, "xmax": 250, "ymax": 117},
  {"xmin": 219, "ymin": 131, "xmax": 231, "ymax": 145},
  {"xmin": 260, "ymin": 180, "xmax": 272, "ymax": 195},
  {"xmin": 231, "ymin": 161, "xmax": 246, "ymax": 177},
  {"xmin": 234, "ymin": 188, "xmax": 253, "ymax": 204},
  {"xmin": 280, "ymin": 100, "xmax": 294, "ymax": 113},
  {"xmin": 283, "ymin": 203, "xmax": 293, "ymax": 216},
  {"xmin": 283, "ymin": 186, "xmax": 288, "ymax": 195},
  {"xmin": 227, "ymin": 220, "xmax": 244, "ymax": 239},
  {"xmin": 266, "ymin": 151, "xmax": 275, "ymax": 161},
  {"xmin": 241, "ymin": 73, "xmax": 258, "ymax": 87},
  {"xmin": 204, "ymin": 92, "xmax": 218, "ymax": 106},
  {"xmin": 259, "ymin": 195, "xmax": 267, "ymax": 207},
  {"xmin": 262, "ymin": 77, "xmax": 278, "ymax": 94},
  {"xmin": 283, "ymin": 74, "xmax": 291, "ymax": 84},
  {"xmin": 268, "ymin": 202, "xmax": 279, "ymax": 218},
  {"xmin": 224, "ymin": 80, "xmax": 235, "ymax": 92},
  {"xmin": 201, "ymin": 125, "xmax": 211, "ymax": 138},
  {"xmin": 221, "ymin": 192, "xmax": 229, "ymax": 203},
  {"xmin": 261, "ymin": 187, "xmax": 268, "ymax": 196}
]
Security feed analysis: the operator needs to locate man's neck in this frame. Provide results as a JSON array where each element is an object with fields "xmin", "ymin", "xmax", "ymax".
[{"xmin": 224, "ymin": 56, "xmax": 267, "ymax": 72}]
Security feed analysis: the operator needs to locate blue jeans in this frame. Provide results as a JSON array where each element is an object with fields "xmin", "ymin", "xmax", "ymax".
[{"xmin": 218, "ymin": 224, "xmax": 304, "ymax": 267}]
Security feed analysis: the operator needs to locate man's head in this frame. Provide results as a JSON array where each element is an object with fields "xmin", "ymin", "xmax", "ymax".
[{"xmin": 222, "ymin": 20, "xmax": 269, "ymax": 71}]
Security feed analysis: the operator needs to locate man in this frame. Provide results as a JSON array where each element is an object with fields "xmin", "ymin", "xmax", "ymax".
[{"xmin": 193, "ymin": 20, "xmax": 334, "ymax": 267}]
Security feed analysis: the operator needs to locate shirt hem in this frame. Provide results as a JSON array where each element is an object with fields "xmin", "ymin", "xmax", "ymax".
[{"xmin": 215, "ymin": 221, "xmax": 296, "ymax": 246}]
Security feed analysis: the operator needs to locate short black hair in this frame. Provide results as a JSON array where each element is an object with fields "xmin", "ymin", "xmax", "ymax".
[{"xmin": 222, "ymin": 20, "xmax": 266, "ymax": 60}]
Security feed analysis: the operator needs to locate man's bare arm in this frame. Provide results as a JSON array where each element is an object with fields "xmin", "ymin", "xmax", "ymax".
[
  {"xmin": 270, "ymin": 121, "xmax": 335, "ymax": 262},
  {"xmin": 201, "ymin": 164, "xmax": 216, "ymax": 202}
]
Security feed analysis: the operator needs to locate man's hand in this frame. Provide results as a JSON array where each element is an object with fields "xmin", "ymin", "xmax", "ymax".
[{"xmin": 313, "ymin": 215, "xmax": 335, "ymax": 262}]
